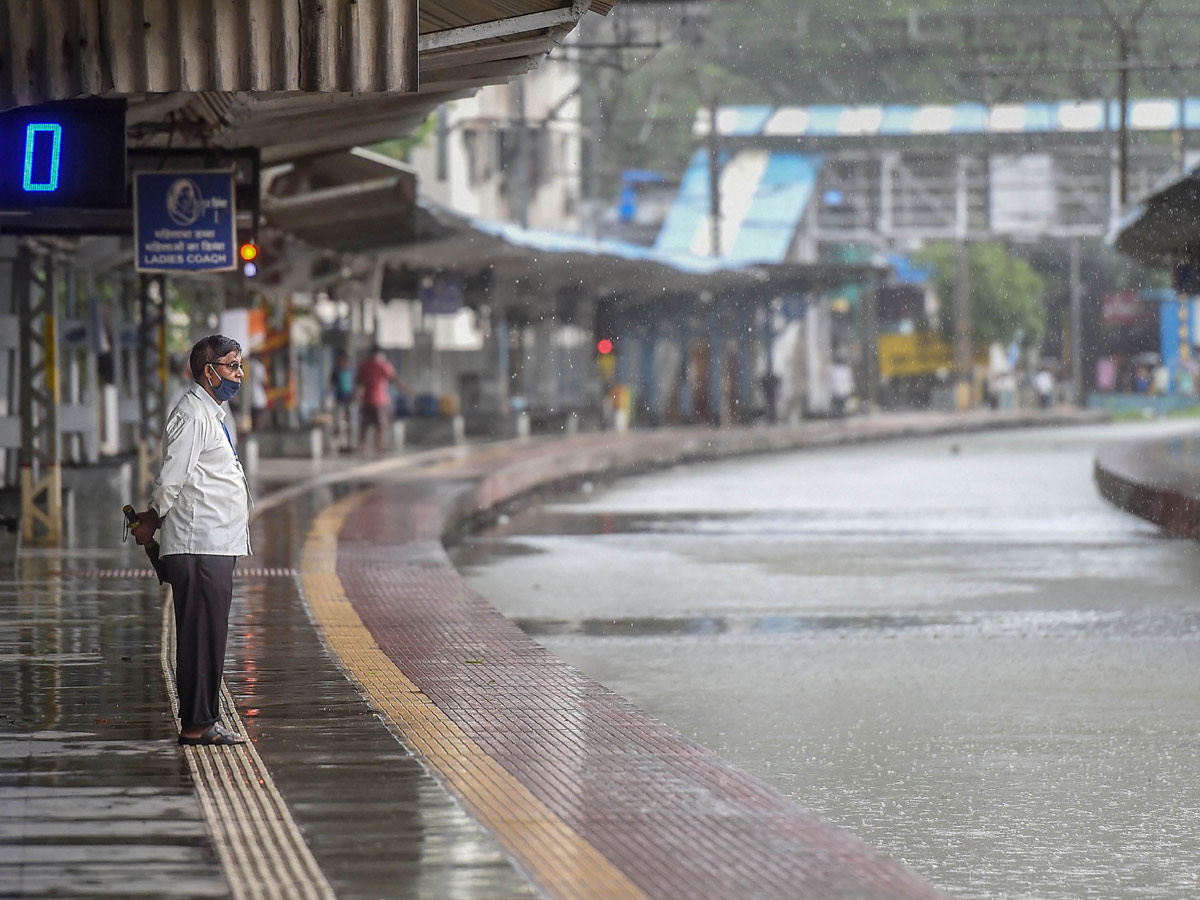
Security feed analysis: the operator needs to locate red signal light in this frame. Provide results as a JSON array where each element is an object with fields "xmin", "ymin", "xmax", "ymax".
[
  {"xmin": 597, "ymin": 338, "xmax": 614, "ymax": 355},
  {"xmin": 239, "ymin": 242, "xmax": 259, "ymax": 262}
]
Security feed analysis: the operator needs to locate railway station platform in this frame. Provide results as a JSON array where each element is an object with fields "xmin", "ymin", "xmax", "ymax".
[
  {"xmin": 1094, "ymin": 428, "xmax": 1200, "ymax": 538},
  {"xmin": 2, "ymin": 409, "xmax": 1104, "ymax": 900}
]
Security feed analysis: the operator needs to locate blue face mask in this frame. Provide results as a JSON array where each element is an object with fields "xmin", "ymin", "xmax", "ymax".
[{"xmin": 208, "ymin": 365, "xmax": 241, "ymax": 402}]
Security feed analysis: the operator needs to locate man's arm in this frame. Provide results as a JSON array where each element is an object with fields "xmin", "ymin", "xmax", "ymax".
[
  {"xmin": 142, "ymin": 413, "xmax": 206, "ymax": 534},
  {"xmin": 385, "ymin": 360, "xmax": 409, "ymax": 394}
]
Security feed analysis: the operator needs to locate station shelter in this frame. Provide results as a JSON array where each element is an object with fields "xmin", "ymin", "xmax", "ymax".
[
  {"xmin": 0, "ymin": 0, "xmax": 619, "ymax": 545},
  {"xmin": 1112, "ymin": 165, "xmax": 1200, "ymax": 409}
]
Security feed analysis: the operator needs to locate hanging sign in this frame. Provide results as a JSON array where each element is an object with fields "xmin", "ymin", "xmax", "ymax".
[
  {"xmin": 419, "ymin": 274, "xmax": 464, "ymax": 315},
  {"xmin": 134, "ymin": 171, "xmax": 237, "ymax": 272}
]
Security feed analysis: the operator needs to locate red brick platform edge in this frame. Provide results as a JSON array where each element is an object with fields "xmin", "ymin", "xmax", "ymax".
[
  {"xmin": 1094, "ymin": 433, "xmax": 1200, "ymax": 538},
  {"xmin": 338, "ymin": 488, "xmax": 947, "ymax": 900},
  {"xmin": 326, "ymin": 414, "xmax": 1105, "ymax": 900}
]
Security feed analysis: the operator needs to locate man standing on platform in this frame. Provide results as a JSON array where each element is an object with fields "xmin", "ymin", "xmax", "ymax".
[{"xmin": 132, "ymin": 335, "xmax": 252, "ymax": 746}]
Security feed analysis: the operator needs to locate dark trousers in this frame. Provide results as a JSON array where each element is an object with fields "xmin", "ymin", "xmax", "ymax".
[{"xmin": 162, "ymin": 554, "xmax": 237, "ymax": 729}]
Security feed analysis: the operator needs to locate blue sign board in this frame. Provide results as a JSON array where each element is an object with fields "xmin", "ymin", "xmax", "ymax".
[
  {"xmin": 0, "ymin": 100, "xmax": 127, "ymax": 210},
  {"xmin": 135, "ymin": 172, "xmax": 236, "ymax": 272},
  {"xmin": 420, "ymin": 274, "xmax": 464, "ymax": 315}
]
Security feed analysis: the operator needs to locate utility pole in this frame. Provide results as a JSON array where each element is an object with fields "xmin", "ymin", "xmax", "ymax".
[
  {"xmin": 1069, "ymin": 238, "xmax": 1083, "ymax": 405},
  {"xmin": 513, "ymin": 79, "xmax": 531, "ymax": 229},
  {"xmin": 707, "ymin": 97, "xmax": 722, "ymax": 258},
  {"xmin": 1096, "ymin": 0, "xmax": 1157, "ymax": 208},
  {"xmin": 953, "ymin": 156, "xmax": 972, "ymax": 410},
  {"xmin": 953, "ymin": 242, "xmax": 972, "ymax": 410}
]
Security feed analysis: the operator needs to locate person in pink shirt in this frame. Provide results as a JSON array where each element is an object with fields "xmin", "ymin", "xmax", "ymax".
[{"xmin": 354, "ymin": 345, "xmax": 408, "ymax": 453}]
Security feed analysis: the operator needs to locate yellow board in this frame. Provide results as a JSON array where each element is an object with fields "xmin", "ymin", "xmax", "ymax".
[{"xmin": 877, "ymin": 332, "xmax": 956, "ymax": 378}]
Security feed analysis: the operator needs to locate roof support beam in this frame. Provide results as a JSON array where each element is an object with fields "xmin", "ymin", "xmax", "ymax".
[
  {"xmin": 418, "ymin": 2, "xmax": 589, "ymax": 52},
  {"xmin": 421, "ymin": 34, "xmax": 557, "ymax": 72}
]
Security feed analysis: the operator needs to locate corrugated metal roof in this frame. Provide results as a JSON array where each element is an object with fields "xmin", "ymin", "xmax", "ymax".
[
  {"xmin": 0, "ymin": 0, "xmax": 419, "ymax": 103},
  {"xmin": 0, "ymin": 0, "xmax": 612, "ymax": 163}
]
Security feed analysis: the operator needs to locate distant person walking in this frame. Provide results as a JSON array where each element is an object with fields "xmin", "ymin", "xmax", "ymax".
[
  {"xmin": 1034, "ymin": 366, "xmax": 1055, "ymax": 409},
  {"xmin": 330, "ymin": 349, "xmax": 356, "ymax": 451},
  {"xmin": 132, "ymin": 335, "xmax": 251, "ymax": 746},
  {"xmin": 1152, "ymin": 363, "xmax": 1170, "ymax": 396},
  {"xmin": 355, "ymin": 345, "xmax": 408, "ymax": 453},
  {"xmin": 829, "ymin": 358, "xmax": 854, "ymax": 418},
  {"xmin": 760, "ymin": 369, "xmax": 780, "ymax": 424}
]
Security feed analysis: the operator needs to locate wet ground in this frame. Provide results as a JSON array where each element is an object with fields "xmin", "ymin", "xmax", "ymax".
[
  {"xmin": 2, "ymin": 461, "xmax": 536, "ymax": 899},
  {"xmin": 451, "ymin": 420, "xmax": 1200, "ymax": 900},
  {"xmin": 0, "ymin": 469, "xmax": 226, "ymax": 898}
]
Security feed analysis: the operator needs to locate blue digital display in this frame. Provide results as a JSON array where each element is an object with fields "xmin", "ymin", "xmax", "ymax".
[
  {"xmin": 0, "ymin": 100, "xmax": 126, "ymax": 210},
  {"xmin": 22, "ymin": 124, "xmax": 63, "ymax": 192}
]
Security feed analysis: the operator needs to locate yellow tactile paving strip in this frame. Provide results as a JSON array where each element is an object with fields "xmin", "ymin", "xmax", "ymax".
[
  {"xmin": 159, "ymin": 591, "xmax": 337, "ymax": 900},
  {"xmin": 300, "ymin": 491, "xmax": 651, "ymax": 900}
]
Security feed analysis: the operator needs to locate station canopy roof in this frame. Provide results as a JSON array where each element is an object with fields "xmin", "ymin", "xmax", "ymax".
[
  {"xmin": 262, "ymin": 148, "xmax": 418, "ymax": 253},
  {"xmin": 376, "ymin": 199, "xmax": 884, "ymax": 305},
  {"xmin": 1111, "ymin": 167, "xmax": 1200, "ymax": 269},
  {"xmin": 0, "ymin": 0, "xmax": 611, "ymax": 164}
]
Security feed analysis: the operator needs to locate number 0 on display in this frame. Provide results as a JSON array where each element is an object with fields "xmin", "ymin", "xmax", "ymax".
[{"xmin": 22, "ymin": 123, "xmax": 62, "ymax": 192}]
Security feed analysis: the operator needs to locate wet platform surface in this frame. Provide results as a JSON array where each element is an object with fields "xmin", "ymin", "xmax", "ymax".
[
  {"xmin": 1, "ymin": 410, "xmax": 1105, "ymax": 899},
  {"xmin": 1, "ymin": 543, "xmax": 227, "ymax": 896},
  {"xmin": 2, "ymin": 463, "xmax": 542, "ymax": 899}
]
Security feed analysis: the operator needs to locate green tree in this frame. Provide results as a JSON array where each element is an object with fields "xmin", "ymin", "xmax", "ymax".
[
  {"xmin": 371, "ymin": 113, "xmax": 436, "ymax": 161},
  {"xmin": 914, "ymin": 242, "xmax": 1046, "ymax": 348}
]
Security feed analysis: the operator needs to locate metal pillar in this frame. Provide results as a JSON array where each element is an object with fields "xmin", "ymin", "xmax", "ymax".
[
  {"xmin": 953, "ymin": 156, "xmax": 973, "ymax": 410},
  {"xmin": 734, "ymin": 302, "xmax": 754, "ymax": 422},
  {"xmin": 60, "ymin": 267, "xmax": 100, "ymax": 464},
  {"xmin": 707, "ymin": 303, "xmax": 724, "ymax": 426},
  {"xmin": 953, "ymin": 242, "xmax": 973, "ymax": 410},
  {"xmin": 638, "ymin": 325, "xmax": 658, "ymax": 423},
  {"xmin": 861, "ymin": 285, "xmax": 879, "ymax": 412},
  {"xmin": 707, "ymin": 97, "xmax": 722, "ymax": 258},
  {"xmin": 18, "ymin": 247, "xmax": 62, "ymax": 545},
  {"xmin": 678, "ymin": 320, "xmax": 694, "ymax": 423},
  {"xmin": 136, "ymin": 275, "xmax": 168, "ymax": 502},
  {"xmin": 1069, "ymin": 239, "xmax": 1083, "ymax": 405}
]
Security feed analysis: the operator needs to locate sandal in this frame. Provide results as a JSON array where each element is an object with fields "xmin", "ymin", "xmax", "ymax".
[{"xmin": 179, "ymin": 722, "xmax": 246, "ymax": 746}]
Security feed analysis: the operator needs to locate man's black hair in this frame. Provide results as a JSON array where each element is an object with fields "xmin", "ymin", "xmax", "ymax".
[{"xmin": 189, "ymin": 334, "xmax": 242, "ymax": 381}]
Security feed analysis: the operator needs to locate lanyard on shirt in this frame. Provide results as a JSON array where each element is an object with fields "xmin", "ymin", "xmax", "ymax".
[
  {"xmin": 220, "ymin": 420, "xmax": 239, "ymax": 460},
  {"xmin": 221, "ymin": 418, "xmax": 253, "ymax": 510}
]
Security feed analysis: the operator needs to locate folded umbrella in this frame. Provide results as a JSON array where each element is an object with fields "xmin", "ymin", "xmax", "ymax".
[{"xmin": 123, "ymin": 505, "xmax": 167, "ymax": 585}]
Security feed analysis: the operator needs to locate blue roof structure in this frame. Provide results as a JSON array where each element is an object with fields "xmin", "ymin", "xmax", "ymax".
[
  {"xmin": 886, "ymin": 254, "xmax": 933, "ymax": 285},
  {"xmin": 654, "ymin": 149, "xmax": 822, "ymax": 265},
  {"xmin": 465, "ymin": 212, "xmax": 772, "ymax": 276},
  {"xmin": 703, "ymin": 98, "xmax": 1200, "ymax": 139}
]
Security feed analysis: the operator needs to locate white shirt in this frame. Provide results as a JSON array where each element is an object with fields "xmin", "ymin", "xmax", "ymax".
[{"xmin": 150, "ymin": 382, "xmax": 252, "ymax": 557}]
